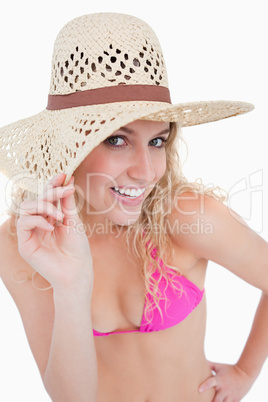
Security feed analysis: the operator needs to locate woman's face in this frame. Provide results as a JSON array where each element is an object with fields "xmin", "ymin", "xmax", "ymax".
[{"xmin": 73, "ymin": 119, "xmax": 170, "ymax": 227}]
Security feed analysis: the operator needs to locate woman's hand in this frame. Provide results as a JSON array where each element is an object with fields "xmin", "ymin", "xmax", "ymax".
[
  {"xmin": 199, "ymin": 361, "xmax": 256, "ymax": 401},
  {"xmin": 17, "ymin": 173, "xmax": 93, "ymax": 292}
]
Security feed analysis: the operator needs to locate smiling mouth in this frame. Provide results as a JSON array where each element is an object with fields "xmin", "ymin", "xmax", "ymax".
[{"xmin": 111, "ymin": 187, "xmax": 145, "ymax": 199}]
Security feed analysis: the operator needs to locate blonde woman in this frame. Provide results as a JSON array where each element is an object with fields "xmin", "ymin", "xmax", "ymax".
[{"xmin": 0, "ymin": 13, "xmax": 267, "ymax": 402}]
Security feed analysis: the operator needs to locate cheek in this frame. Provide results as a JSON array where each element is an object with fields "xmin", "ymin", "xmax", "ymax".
[
  {"xmin": 155, "ymin": 154, "xmax": 167, "ymax": 179},
  {"xmin": 74, "ymin": 154, "xmax": 113, "ymax": 187},
  {"xmin": 76, "ymin": 174, "xmax": 111, "ymax": 202},
  {"xmin": 89, "ymin": 176, "xmax": 110, "ymax": 192}
]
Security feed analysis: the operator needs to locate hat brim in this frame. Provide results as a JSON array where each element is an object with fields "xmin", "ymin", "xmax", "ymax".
[{"xmin": 0, "ymin": 99, "xmax": 254, "ymax": 195}]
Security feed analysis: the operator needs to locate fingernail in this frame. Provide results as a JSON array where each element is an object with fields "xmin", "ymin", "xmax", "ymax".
[{"xmin": 199, "ymin": 387, "xmax": 204, "ymax": 393}]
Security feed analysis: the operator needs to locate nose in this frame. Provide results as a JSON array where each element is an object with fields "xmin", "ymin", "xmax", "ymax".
[{"xmin": 127, "ymin": 146, "xmax": 156, "ymax": 183}]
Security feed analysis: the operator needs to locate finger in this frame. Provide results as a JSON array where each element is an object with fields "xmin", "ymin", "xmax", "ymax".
[
  {"xmin": 65, "ymin": 175, "xmax": 74, "ymax": 186},
  {"xmin": 19, "ymin": 199, "xmax": 65, "ymax": 221},
  {"xmin": 212, "ymin": 395, "xmax": 224, "ymax": 402},
  {"xmin": 199, "ymin": 375, "xmax": 218, "ymax": 393},
  {"xmin": 207, "ymin": 361, "xmax": 223, "ymax": 373},
  {"xmin": 63, "ymin": 173, "xmax": 74, "ymax": 187},
  {"xmin": 42, "ymin": 173, "xmax": 66, "ymax": 194},
  {"xmin": 36, "ymin": 185, "xmax": 75, "ymax": 205},
  {"xmin": 19, "ymin": 191, "xmax": 71, "ymax": 221},
  {"xmin": 60, "ymin": 177, "xmax": 81, "ymax": 226},
  {"xmin": 40, "ymin": 173, "xmax": 67, "ymax": 217},
  {"xmin": 20, "ymin": 186, "xmax": 71, "ymax": 227},
  {"xmin": 17, "ymin": 215, "xmax": 54, "ymax": 253},
  {"xmin": 17, "ymin": 215, "xmax": 55, "ymax": 235},
  {"xmin": 207, "ymin": 361, "xmax": 217, "ymax": 370},
  {"xmin": 38, "ymin": 173, "xmax": 66, "ymax": 225},
  {"xmin": 53, "ymin": 175, "xmax": 74, "ymax": 216}
]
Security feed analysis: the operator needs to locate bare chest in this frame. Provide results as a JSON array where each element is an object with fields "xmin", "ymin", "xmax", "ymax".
[
  {"xmin": 90, "ymin": 237, "xmax": 207, "ymax": 334},
  {"xmin": 90, "ymin": 241, "xmax": 146, "ymax": 333},
  {"xmin": 90, "ymin": 237, "xmax": 212, "ymax": 401}
]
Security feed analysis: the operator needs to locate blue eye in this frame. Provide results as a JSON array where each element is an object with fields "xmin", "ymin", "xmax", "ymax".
[
  {"xmin": 149, "ymin": 138, "xmax": 167, "ymax": 148},
  {"xmin": 104, "ymin": 135, "xmax": 168, "ymax": 149},
  {"xmin": 106, "ymin": 136, "xmax": 125, "ymax": 147}
]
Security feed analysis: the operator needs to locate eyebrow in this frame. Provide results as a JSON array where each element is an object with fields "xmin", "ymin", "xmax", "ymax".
[{"xmin": 117, "ymin": 126, "xmax": 170, "ymax": 136}]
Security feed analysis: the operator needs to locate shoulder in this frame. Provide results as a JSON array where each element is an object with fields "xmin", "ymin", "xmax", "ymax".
[
  {"xmin": 167, "ymin": 190, "xmax": 253, "ymax": 266},
  {"xmin": 167, "ymin": 190, "xmax": 233, "ymax": 238},
  {"xmin": 168, "ymin": 191, "xmax": 268, "ymax": 293}
]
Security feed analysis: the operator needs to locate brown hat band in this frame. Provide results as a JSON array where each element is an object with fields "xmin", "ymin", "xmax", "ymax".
[{"xmin": 46, "ymin": 84, "xmax": 171, "ymax": 110}]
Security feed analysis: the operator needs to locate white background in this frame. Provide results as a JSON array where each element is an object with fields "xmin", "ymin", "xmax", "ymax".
[{"xmin": 0, "ymin": 0, "xmax": 267, "ymax": 401}]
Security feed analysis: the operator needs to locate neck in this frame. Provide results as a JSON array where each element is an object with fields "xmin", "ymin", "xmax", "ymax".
[{"xmin": 85, "ymin": 219, "xmax": 128, "ymax": 241}]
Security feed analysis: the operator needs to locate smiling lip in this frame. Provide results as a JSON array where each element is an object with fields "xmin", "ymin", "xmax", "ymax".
[{"xmin": 110, "ymin": 187, "xmax": 145, "ymax": 206}]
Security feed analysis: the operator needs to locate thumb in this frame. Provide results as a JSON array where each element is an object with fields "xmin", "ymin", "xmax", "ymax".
[{"xmin": 207, "ymin": 360, "xmax": 220, "ymax": 372}]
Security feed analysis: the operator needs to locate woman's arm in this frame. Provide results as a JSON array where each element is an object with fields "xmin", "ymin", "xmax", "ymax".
[
  {"xmin": 198, "ymin": 292, "xmax": 268, "ymax": 399},
  {"xmin": 0, "ymin": 221, "xmax": 98, "ymax": 402},
  {"xmin": 169, "ymin": 191, "xmax": 268, "ymax": 293},
  {"xmin": 236, "ymin": 291, "xmax": 268, "ymax": 379},
  {"xmin": 11, "ymin": 173, "xmax": 98, "ymax": 401},
  {"xmin": 168, "ymin": 191, "xmax": 268, "ymax": 398},
  {"xmin": 43, "ymin": 283, "xmax": 98, "ymax": 402}
]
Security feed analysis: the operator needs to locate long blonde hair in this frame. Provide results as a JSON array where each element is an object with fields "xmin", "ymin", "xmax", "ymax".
[
  {"xmin": 4, "ymin": 122, "xmax": 228, "ymax": 324},
  {"xmin": 123, "ymin": 122, "xmax": 228, "ymax": 324}
]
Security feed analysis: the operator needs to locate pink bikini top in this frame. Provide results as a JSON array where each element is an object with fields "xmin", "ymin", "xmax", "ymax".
[{"xmin": 93, "ymin": 247, "xmax": 204, "ymax": 337}]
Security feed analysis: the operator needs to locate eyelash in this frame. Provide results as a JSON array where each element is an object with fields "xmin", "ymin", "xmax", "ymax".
[{"xmin": 104, "ymin": 135, "xmax": 168, "ymax": 149}]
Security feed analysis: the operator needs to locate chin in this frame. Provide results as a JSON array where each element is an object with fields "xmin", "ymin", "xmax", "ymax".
[{"xmin": 109, "ymin": 213, "xmax": 140, "ymax": 227}]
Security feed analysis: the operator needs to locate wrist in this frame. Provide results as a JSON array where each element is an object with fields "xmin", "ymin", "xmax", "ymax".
[
  {"xmin": 53, "ymin": 274, "xmax": 93, "ymax": 306},
  {"xmin": 52, "ymin": 263, "xmax": 94, "ymax": 295}
]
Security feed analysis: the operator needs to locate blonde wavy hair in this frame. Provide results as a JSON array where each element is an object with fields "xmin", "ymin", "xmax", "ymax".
[{"xmin": 4, "ymin": 122, "xmax": 228, "ymax": 326}]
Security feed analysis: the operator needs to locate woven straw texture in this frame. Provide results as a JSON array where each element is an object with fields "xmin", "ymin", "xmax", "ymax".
[
  {"xmin": 50, "ymin": 13, "xmax": 169, "ymax": 93},
  {"xmin": 0, "ymin": 13, "xmax": 254, "ymax": 195}
]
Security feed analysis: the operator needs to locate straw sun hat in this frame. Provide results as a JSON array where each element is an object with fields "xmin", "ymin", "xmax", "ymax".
[{"xmin": 0, "ymin": 12, "xmax": 254, "ymax": 195}]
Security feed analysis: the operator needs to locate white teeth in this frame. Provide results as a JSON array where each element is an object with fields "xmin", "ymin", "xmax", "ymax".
[{"xmin": 112, "ymin": 187, "xmax": 145, "ymax": 198}]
